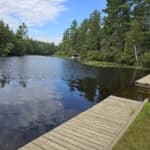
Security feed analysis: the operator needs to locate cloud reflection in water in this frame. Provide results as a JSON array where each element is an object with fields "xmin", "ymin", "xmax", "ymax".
[{"xmin": 0, "ymin": 81, "xmax": 67, "ymax": 150}]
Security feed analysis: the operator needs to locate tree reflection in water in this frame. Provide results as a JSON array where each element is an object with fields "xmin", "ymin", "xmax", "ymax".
[
  {"xmin": 67, "ymin": 78, "xmax": 102, "ymax": 102},
  {"xmin": 66, "ymin": 68, "xmax": 149, "ymax": 102}
]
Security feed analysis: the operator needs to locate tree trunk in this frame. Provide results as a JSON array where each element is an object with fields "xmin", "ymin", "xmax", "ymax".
[{"xmin": 133, "ymin": 44, "xmax": 138, "ymax": 63}]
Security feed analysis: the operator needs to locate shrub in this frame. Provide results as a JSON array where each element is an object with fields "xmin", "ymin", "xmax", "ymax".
[
  {"xmin": 139, "ymin": 52, "xmax": 150, "ymax": 68},
  {"xmin": 103, "ymin": 51, "xmax": 117, "ymax": 62},
  {"xmin": 86, "ymin": 51, "xmax": 100, "ymax": 61},
  {"xmin": 116, "ymin": 52, "xmax": 134, "ymax": 66},
  {"xmin": 1, "ymin": 43, "xmax": 15, "ymax": 56},
  {"xmin": 67, "ymin": 50, "xmax": 77, "ymax": 57}
]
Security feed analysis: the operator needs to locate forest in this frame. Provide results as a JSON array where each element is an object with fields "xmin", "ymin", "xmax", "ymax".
[
  {"xmin": 0, "ymin": 21, "xmax": 57, "ymax": 56},
  {"xmin": 56, "ymin": 0, "xmax": 150, "ymax": 68}
]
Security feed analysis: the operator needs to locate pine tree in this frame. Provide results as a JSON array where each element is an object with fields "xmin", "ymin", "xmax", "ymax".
[
  {"xmin": 15, "ymin": 23, "xmax": 28, "ymax": 56},
  {"xmin": 0, "ymin": 20, "xmax": 7, "ymax": 54},
  {"xmin": 125, "ymin": 20, "xmax": 143, "ymax": 62},
  {"xmin": 62, "ymin": 28, "xmax": 70, "ymax": 55},
  {"xmin": 77, "ymin": 19, "xmax": 89, "ymax": 53},
  {"xmin": 0, "ymin": 20, "xmax": 15, "ymax": 56},
  {"xmin": 69, "ymin": 19, "xmax": 78, "ymax": 51},
  {"xmin": 132, "ymin": 0, "xmax": 150, "ymax": 52},
  {"xmin": 102, "ymin": 0, "xmax": 130, "ymax": 52},
  {"xmin": 124, "ymin": 0, "xmax": 150, "ymax": 63},
  {"xmin": 84, "ymin": 10, "xmax": 101, "ymax": 51}
]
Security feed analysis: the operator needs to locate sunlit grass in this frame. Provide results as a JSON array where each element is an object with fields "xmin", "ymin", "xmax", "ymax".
[
  {"xmin": 113, "ymin": 102, "xmax": 150, "ymax": 150},
  {"xmin": 81, "ymin": 61, "xmax": 150, "ymax": 70}
]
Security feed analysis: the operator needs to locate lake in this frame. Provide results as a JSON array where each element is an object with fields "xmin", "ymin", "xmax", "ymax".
[{"xmin": 0, "ymin": 56, "xmax": 149, "ymax": 150}]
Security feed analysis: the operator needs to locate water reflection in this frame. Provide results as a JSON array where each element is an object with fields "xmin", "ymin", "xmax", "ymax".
[
  {"xmin": 0, "ymin": 76, "xmax": 7, "ymax": 88},
  {"xmin": 66, "ymin": 68, "xmax": 149, "ymax": 101},
  {"xmin": 0, "ymin": 56, "xmax": 149, "ymax": 150},
  {"xmin": 67, "ymin": 78, "xmax": 102, "ymax": 102},
  {"xmin": 0, "ymin": 82, "xmax": 63, "ymax": 149}
]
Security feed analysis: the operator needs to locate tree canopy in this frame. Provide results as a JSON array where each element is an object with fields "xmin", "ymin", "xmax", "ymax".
[
  {"xmin": 56, "ymin": 0, "xmax": 150, "ymax": 67},
  {"xmin": 0, "ymin": 21, "xmax": 57, "ymax": 57}
]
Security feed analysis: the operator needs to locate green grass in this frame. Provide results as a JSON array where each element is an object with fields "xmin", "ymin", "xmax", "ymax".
[
  {"xmin": 81, "ymin": 60, "xmax": 150, "ymax": 70},
  {"xmin": 54, "ymin": 54, "xmax": 150, "ymax": 70},
  {"xmin": 53, "ymin": 54, "xmax": 68, "ymax": 59},
  {"xmin": 113, "ymin": 102, "xmax": 150, "ymax": 150}
]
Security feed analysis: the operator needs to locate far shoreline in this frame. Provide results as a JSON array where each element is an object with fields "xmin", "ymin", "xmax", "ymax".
[{"xmin": 54, "ymin": 55, "xmax": 150, "ymax": 71}]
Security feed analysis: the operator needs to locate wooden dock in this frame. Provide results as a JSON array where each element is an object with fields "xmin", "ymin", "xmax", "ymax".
[
  {"xmin": 135, "ymin": 74, "xmax": 150, "ymax": 89},
  {"xmin": 19, "ymin": 96, "xmax": 144, "ymax": 150}
]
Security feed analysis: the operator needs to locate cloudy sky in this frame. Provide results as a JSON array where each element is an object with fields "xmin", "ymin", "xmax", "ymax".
[{"xmin": 0, "ymin": 0, "xmax": 106, "ymax": 44}]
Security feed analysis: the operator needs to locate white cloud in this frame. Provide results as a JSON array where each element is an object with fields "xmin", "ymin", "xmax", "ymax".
[
  {"xmin": 29, "ymin": 29, "xmax": 62, "ymax": 44},
  {"xmin": 0, "ymin": 0, "xmax": 67, "ymax": 28},
  {"xmin": 34, "ymin": 36, "xmax": 62, "ymax": 45}
]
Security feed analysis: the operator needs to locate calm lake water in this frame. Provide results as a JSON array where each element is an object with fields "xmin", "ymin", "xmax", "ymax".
[{"xmin": 0, "ymin": 56, "xmax": 149, "ymax": 150}]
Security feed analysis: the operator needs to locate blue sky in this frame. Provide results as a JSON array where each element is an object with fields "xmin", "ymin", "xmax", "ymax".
[{"xmin": 0, "ymin": 0, "xmax": 106, "ymax": 44}]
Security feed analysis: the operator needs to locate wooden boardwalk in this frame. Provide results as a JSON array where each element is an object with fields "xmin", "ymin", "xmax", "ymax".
[
  {"xmin": 19, "ymin": 96, "xmax": 144, "ymax": 150},
  {"xmin": 135, "ymin": 74, "xmax": 150, "ymax": 89}
]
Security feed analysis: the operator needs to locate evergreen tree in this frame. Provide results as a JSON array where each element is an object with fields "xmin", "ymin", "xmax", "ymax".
[
  {"xmin": 0, "ymin": 20, "xmax": 15, "ymax": 56},
  {"xmin": 0, "ymin": 20, "xmax": 7, "ymax": 55},
  {"xmin": 77, "ymin": 19, "xmax": 89, "ymax": 53},
  {"xmin": 84, "ymin": 10, "xmax": 101, "ymax": 51},
  {"xmin": 16, "ymin": 23, "xmax": 28, "ymax": 39},
  {"xmin": 58, "ymin": 28, "xmax": 71, "ymax": 56},
  {"xmin": 69, "ymin": 19, "xmax": 78, "ymax": 51},
  {"xmin": 131, "ymin": 0, "xmax": 150, "ymax": 52},
  {"xmin": 15, "ymin": 23, "xmax": 28, "ymax": 56},
  {"xmin": 125, "ymin": 20, "xmax": 143, "ymax": 63},
  {"xmin": 124, "ymin": 0, "xmax": 150, "ymax": 63},
  {"xmin": 0, "ymin": 20, "xmax": 56, "ymax": 56},
  {"xmin": 102, "ymin": 0, "xmax": 130, "ymax": 52}
]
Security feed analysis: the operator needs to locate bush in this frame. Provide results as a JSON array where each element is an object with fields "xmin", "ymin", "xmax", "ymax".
[
  {"xmin": 116, "ymin": 52, "xmax": 135, "ymax": 66},
  {"xmin": 139, "ymin": 52, "xmax": 150, "ymax": 68},
  {"xmin": 103, "ymin": 51, "xmax": 117, "ymax": 62},
  {"xmin": 85, "ymin": 51, "xmax": 100, "ymax": 61},
  {"xmin": 68, "ymin": 50, "xmax": 77, "ymax": 57},
  {"xmin": 84, "ymin": 50, "xmax": 117, "ymax": 62},
  {"xmin": 3, "ymin": 43, "xmax": 14, "ymax": 56}
]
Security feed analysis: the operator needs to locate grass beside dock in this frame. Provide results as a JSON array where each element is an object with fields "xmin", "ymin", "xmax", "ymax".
[{"xmin": 113, "ymin": 102, "xmax": 150, "ymax": 150}]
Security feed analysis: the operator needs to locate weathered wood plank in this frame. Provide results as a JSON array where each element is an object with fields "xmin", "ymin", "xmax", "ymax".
[
  {"xmin": 66, "ymin": 119, "xmax": 114, "ymax": 139},
  {"xmin": 32, "ymin": 136, "xmax": 68, "ymax": 150},
  {"xmin": 67, "ymin": 118, "xmax": 117, "ymax": 135},
  {"xmin": 19, "ymin": 95, "xmax": 144, "ymax": 150},
  {"xmin": 46, "ymin": 131, "xmax": 97, "ymax": 150},
  {"xmin": 51, "ymin": 130, "xmax": 104, "ymax": 150},
  {"xmin": 76, "ymin": 114, "xmax": 122, "ymax": 131},
  {"xmin": 59, "ymin": 124, "xmax": 111, "ymax": 146},
  {"xmin": 55, "ymin": 126, "xmax": 108, "ymax": 148},
  {"xmin": 44, "ymin": 133, "xmax": 82, "ymax": 150}
]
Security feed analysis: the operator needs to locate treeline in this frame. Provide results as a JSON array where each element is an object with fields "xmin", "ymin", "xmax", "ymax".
[
  {"xmin": 56, "ymin": 0, "xmax": 150, "ymax": 67},
  {"xmin": 0, "ymin": 21, "xmax": 57, "ymax": 56}
]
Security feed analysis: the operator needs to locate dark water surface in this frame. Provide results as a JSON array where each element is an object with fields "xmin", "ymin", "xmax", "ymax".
[{"xmin": 0, "ymin": 56, "xmax": 149, "ymax": 150}]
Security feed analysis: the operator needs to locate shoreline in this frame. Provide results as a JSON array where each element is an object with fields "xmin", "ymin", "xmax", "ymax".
[
  {"xmin": 54, "ymin": 55, "xmax": 150, "ymax": 70},
  {"xmin": 81, "ymin": 60, "xmax": 150, "ymax": 70}
]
